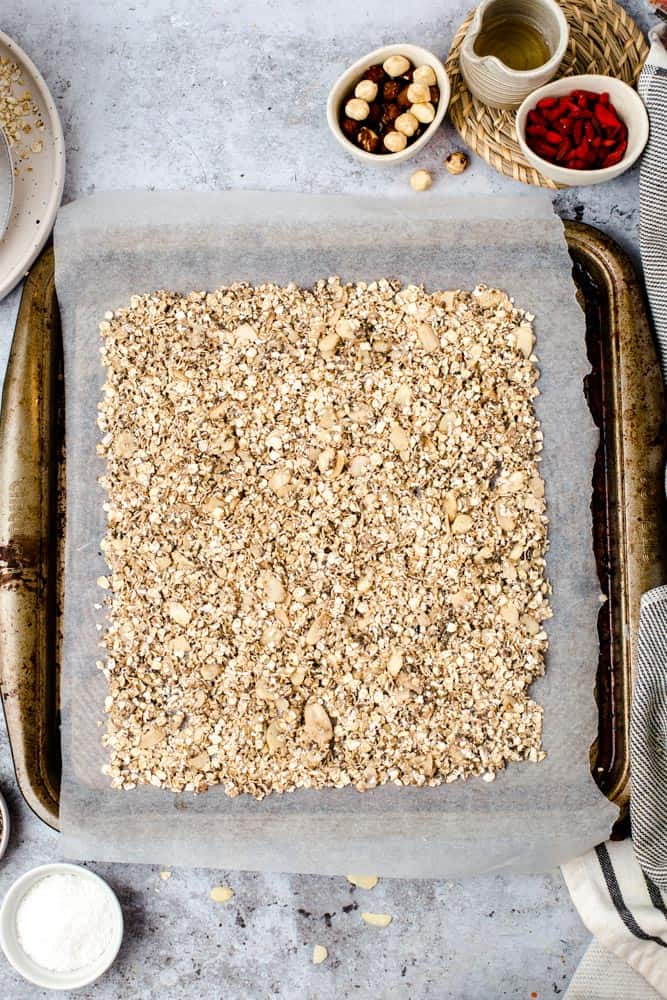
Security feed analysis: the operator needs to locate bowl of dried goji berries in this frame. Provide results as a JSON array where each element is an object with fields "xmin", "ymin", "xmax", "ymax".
[{"xmin": 516, "ymin": 74, "xmax": 649, "ymax": 186}]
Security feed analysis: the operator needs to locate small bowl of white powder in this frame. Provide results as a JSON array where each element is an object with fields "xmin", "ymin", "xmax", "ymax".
[{"xmin": 0, "ymin": 863, "xmax": 123, "ymax": 990}]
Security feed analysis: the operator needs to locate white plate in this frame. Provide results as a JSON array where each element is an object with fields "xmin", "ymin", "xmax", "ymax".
[
  {"xmin": 0, "ymin": 30, "xmax": 65, "ymax": 301},
  {"xmin": 0, "ymin": 128, "xmax": 13, "ymax": 240}
]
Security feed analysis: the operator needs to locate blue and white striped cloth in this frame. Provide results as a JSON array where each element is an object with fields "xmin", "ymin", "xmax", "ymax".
[{"xmin": 560, "ymin": 24, "xmax": 667, "ymax": 1000}]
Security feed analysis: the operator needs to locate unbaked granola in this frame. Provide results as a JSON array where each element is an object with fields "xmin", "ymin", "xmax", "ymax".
[{"xmin": 97, "ymin": 278, "xmax": 551, "ymax": 797}]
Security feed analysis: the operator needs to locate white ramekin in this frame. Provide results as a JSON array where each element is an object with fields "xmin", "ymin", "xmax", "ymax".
[
  {"xmin": 0, "ymin": 863, "xmax": 124, "ymax": 990},
  {"xmin": 327, "ymin": 43, "xmax": 451, "ymax": 165}
]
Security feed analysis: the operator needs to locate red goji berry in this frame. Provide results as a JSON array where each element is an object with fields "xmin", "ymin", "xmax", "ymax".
[
  {"xmin": 536, "ymin": 96, "xmax": 558, "ymax": 109},
  {"xmin": 545, "ymin": 130, "xmax": 562, "ymax": 145}
]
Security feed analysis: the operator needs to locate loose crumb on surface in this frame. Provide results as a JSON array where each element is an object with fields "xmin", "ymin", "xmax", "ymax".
[{"xmin": 97, "ymin": 278, "xmax": 550, "ymax": 798}]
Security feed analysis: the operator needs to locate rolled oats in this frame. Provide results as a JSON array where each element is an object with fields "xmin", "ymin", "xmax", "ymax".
[{"xmin": 98, "ymin": 278, "xmax": 550, "ymax": 798}]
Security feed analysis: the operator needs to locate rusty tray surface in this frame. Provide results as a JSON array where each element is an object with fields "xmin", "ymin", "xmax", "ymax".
[{"xmin": 0, "ymin": 225, "xmax": 664, "ymax": 830}]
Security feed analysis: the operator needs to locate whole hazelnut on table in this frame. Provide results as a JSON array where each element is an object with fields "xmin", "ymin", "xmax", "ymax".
[
  {"xmin": 345, "ymin": 97, "xmax": 369, "ymax": 121},
  {"xmin": 357, "ymin": 127, "xmax": 380, "ymax": 153},
  {"xmin": 384, "ymin": 130, "xmax": 407, "ymax": 153},
  {"xmin": 411, "ymin": 102, "xmax": 435, "ymax": 124},
  {"xmin": 410, "ymin": 169, "xmax": 432, "ymax": 192},
  {"xmin": 413, "ymin": 64, "xmax": 437, "ymax": 87},
  {"xmin": 445, "ymin": 151, "xmax": 469, "ymax": 175},
  {"xmin": 395, "ymin": 111, "xmax": 419, "ymax": 137},
  {"xmin": 383, "ymin": 54, "xmax": 411, "ymax": 77},
  {"xmin": 407, "ymin": 82, "xmax": 430, "ymax": 104},
  {"xmin": 355, "ymin": 79, "xmax": 378, "ymax": 102}
]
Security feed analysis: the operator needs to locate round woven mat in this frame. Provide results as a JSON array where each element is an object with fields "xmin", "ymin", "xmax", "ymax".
[{"xmin": 445, "ymin": 0, "xmax": 649, "ymax": 188}]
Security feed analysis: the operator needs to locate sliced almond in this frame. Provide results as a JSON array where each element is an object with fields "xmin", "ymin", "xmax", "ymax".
[
  {"xmin": 515, "ymin": 324, "xmax": 535, "ymax": 358},
  {"xmin": 499, "ymin": 602, "xmax": 519, "ymax": 625},
  {"xmin": 361, "ymin": 912, "xmax": 392, "ymax": 927},
  {"xmin": 452, "ymin": 513, "xmax": 473, "ymax": 534},
  {"xmin": 389, "ymin": 423, "xmax": 409, "ymax": 452},
  {"xmin": 387, "ymin": 650, "xmax": 403, "ymax": 677},
  {"xmin": 303, "ymin": 701, "xmax": 333, "ymax": 746},
  {"xmin": 416, "ymin": 323, "xmax": 439, "ymax": 352},
  {"xmin": 347, "ymin": 874, "xmax": 379, "ymax": 889},
  {"xmin": 140, "ymin": 725, "xmax": 165, "ymax": 749},
  {"xmin": 444, "ymin": 492, "xmax": 458, "ymax": 522},
  {"xmin": 166, "ymin": 601, "xmax": 190, "ymax": 626},
  {"xmin": 312, "ymin": 944, "xmax": 328, "ymax": 965},
  {"xmin": 210, "ymin": 885, "xmax": 234, "ymax": 903}
]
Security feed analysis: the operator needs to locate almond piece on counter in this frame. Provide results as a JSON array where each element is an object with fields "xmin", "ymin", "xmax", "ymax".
[
  {"xmin": 346, "ymin": 874, "xmax": 379, "ymax": 889},
  {"xmin": 361, "ymin": 912, "xmax": 392, "ymax": 927},
  {"xmin": 312, "ymin": 944, "xmax": 328, "ymax": 965},
  {"xmin": 210, "ymin": 885, "xmax": 234, "ymax": 904}
]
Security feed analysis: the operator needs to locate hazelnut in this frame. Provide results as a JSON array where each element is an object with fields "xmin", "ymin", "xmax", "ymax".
[
  {"xmin": 407, "ymin": 82, "xmax": 430, "ymax": 104},
  {"xmin": 397, "ymin": 85, "xmax": 412, "ymax": 108},
  {"xmin": 383, "ymin": 54, "xmax": 411, "ymax": 77},
  {"xmin": 411, "ymin": 102, "xmax": 435, "ymax": 124},
  {"xmin": 446, "ymin": 150, "xmax": 469, "ymax": 174},
  {"xmin": 345, "ymin": 97, "xmax": 369, "ymax": 121},
  {"xmin": 357, "ymin": 127, "xmax": 379, "ymax": 153},
  {"xmin": 341, "ymin": 116, "xmax": 358, "ymax": 140},
  {"xmin": 355, "ymin": 79, "xmax": 378, "ymax": 102},
  {"xmin": 364, "ymin": 64, "xmax": 385, "ymax": 83},
  {"xmin": 380, "ymin": 101, "xmax": 400, "ymax": 127},
  {"xmin": 413, "ymin": 64, "xmax": 437, "ymax": 87},
  {"xmin": 410, "ymin": 169, "xmax": 432, "ymax": 192},
  {"xmin": 384, "ymin": 130, "xmax": 407, "ymax": 153},
  {"xmin": 382, "ymin": 79, "xmax": 401, "ymax": 101},
  {"xmin": 395, "ymin": 111, "xmax": 419, "ymax": 137}
]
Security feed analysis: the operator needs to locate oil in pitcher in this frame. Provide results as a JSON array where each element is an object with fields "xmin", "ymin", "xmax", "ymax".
[{"xmin": 473, "ymin": 15, "xmax": 552, "ymax": 71}]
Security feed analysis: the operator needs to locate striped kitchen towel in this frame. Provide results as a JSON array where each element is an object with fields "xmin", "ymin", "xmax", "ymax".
[
  {"xmin": 562, "ymin": 840, "xmax": 667, "ymax": 999},
  {"xmin": 559, "ymin": 24, "xmax": 667, "ymax": 1000}
]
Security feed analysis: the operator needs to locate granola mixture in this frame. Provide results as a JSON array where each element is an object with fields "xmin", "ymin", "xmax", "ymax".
[
  {"xmin": 97, "ymin": 278, "xmax": 551, "ymax": 797},
  {"xmin": 0, "ymin": 57, "xmax": 45, "ymax": 167}
]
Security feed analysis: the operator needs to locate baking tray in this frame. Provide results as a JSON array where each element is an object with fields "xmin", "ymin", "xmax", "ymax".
[{"xmin": 0, "ymin": 224, "xmax": 664, "ymax": 831}]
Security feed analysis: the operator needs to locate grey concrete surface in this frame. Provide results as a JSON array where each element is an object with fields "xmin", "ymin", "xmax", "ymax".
[{"xmin": 0, "ymin": 0, "xmax": 656, "ymax": 996}]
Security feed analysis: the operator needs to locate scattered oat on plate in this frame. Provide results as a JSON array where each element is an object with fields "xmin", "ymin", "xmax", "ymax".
[{"xmin": 97, "ymin": 278, "xmax": 550, "ymax": 797}]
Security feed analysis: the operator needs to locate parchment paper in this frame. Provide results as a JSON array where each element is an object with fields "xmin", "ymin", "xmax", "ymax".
[{"xmin": 55, "ymin": 191, "xmax": 617, "ymax": 876}]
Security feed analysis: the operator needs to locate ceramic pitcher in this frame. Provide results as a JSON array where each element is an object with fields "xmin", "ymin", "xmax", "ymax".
[{"xmin": 460, "ymin": 0, "xmax": 569, "ymax": 109}]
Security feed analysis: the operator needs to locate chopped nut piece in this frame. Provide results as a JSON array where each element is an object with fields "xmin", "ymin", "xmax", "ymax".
[
  {"xmin": 303, "ymin": 701, "xmax": 333, "ymax": 746},
  {"xmin": 515, "ymin": 324, "xmax": 535, "ymax": 359},
  {"xmin": 166, "ymin": 601, "xmax": 191, "ymax": 626},
  {"xmin": 361, "ymin": 912, "xmax": 392, "ymax": 927},
  {"xmin": 319, "ymin": 333, "xmax": 340, "ymax": 357},
  {"xmin": 416, "ymin": 323, "xmax": 439, "ymax": 351},
  {"xmin": 312, "ymin": 944, "xmax": 328, "ymax": 964},
  {"xmin": 452, "ymin": 513, "xmax": 473, "ymax": 534},
  {"xmin": 389, "ymin": 423, "xmax": 409, "ymax": 452},
  {"xmin": 346, "ymin": 875, "xmax": 379, "ymax": 889},
  {"xmin": 263, "ymin": 573, "xmax": 287, "ymax": 604}
]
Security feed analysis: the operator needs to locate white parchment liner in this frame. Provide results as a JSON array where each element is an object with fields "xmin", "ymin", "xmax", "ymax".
[{"xmin": 54, "ymin": 191, "xmax": 616, "ymax": 875}]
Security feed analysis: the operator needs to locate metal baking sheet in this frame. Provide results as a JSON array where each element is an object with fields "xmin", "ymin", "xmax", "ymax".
[{"xmin": 0, "ymin": 222, "xmax": 663, "ymax": 833}]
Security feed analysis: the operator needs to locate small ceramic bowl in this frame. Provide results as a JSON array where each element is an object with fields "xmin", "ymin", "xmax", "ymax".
[
  {"xmin": 516, "ymin": 74, "xmax": 649, "ymax": 186},
  {"xmin": 0, "ymin": 127, "xmax": 14, "ymax": 241},
  {"xmin": 327, "ymin": 43, "xmax": 451, "ymax": 165},
  {"xmin": 0, "ymin": 863, "xmax": 124, "ymax": 990},
  {"xmin": 0, "ymin": 791, "xmax": 9, "ymax": 860}
]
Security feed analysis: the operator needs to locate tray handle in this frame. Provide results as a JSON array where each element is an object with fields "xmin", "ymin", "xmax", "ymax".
[{"xmin": 0, "ymin": 247, "xmax": 61, "ymax": 829}]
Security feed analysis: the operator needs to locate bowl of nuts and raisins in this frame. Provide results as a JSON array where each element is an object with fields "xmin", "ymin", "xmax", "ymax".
[{"xmin": 327, "ymin": 44, "xmax": 450, "ymax": 164}]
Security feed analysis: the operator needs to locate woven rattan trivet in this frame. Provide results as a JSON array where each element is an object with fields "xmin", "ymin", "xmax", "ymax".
[{"xmin": 445, "ymin": 0, "xmax": 649, "ymax": 188}]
